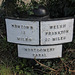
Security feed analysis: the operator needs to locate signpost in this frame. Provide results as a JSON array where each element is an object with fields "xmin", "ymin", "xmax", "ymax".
[{"xmin": 5, "ymin": 17, "xmax": 74, "ymax": 59}]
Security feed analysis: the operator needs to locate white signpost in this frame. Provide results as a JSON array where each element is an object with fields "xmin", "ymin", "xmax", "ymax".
[
  {"xmin": 5, "ymin": 18, "xmax": 74, "ymax": 59},
  {"xmin": 18, "ymin": 45, "xmax": 62, "ymax": 59},
  {"xmin": 5, "ymin": 19, "xmax": 39, "ymax": 45},
  {"xmin": 41, "ymin": 19, "xmax": 74, "ymax": 45}
]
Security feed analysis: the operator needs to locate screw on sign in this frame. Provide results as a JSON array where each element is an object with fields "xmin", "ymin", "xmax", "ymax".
[{"xmin": 5, "ymin": 6, "xmax": 74, "ymax": 59}]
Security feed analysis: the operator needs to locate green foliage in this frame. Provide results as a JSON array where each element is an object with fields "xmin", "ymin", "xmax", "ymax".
[
  {"xmin": 1, "ymin": 0, "xmax": 75, "ymax": 18},
  {"xmin": 0, "ymin": 65, "xmax": 13, "ymax": 75}
]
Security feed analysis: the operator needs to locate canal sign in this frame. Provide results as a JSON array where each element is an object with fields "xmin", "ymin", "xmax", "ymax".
[
  {"xmin": 18, "ymin": 45, "xmax": 62, "ymax": 59},
  {"xmin": 5, "ymin": 17, "xmax": 74, "ymax": 59},
  {"xmin": 5, "ymin": 18, "xmax": 74, "ymax": 45}
]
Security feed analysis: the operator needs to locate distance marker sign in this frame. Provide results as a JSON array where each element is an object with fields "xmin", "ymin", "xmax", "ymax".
[
  {"xmin": 5, "ymin": 19, "xmax": 39, "ymax": 45},
  {"xmin": 5, "ymin": 17, "xmax": 74, "ymax": 59},
  {"xmin": 41, "ymin": 18, "xmax": 74, "ymax": 45},
  {"xmin": 5, "ymin": 18, "xmax": 74, "ymax": 45}
]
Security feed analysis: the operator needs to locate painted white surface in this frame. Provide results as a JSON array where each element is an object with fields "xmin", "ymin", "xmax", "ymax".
[
  {"xmin": 18, "ymin": 45, "xmax": 62, "ymax": 59},
  {"xmin": 5, "ymin": 19, "xmax": 39, "ymax": 45},
  {"xmin": 41, "ymin": 18, "xmax": 74, "ymax": 45}
]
